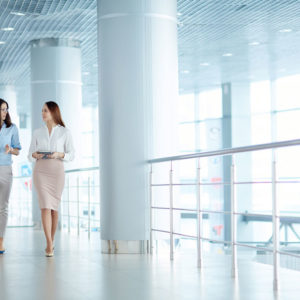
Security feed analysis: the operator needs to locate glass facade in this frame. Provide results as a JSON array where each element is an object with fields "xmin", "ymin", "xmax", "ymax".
[{"xmin": 152, "ymin": 76, "xmax": 300, "ymax": 266}]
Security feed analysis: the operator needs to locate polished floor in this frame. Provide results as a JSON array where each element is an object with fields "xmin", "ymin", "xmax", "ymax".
[{"xmin": 0, "ymin": 228, "xmax": 300, "ymax": 300}]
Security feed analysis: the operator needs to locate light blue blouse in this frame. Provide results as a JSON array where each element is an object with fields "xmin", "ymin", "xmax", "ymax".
[{"xmin": 0, "ymin": 123, "xmax": 22, "ymax": 166}]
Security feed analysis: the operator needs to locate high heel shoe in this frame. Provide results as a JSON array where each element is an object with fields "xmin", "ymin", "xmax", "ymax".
[
  {"xmin": 45, "ymin": 251, "xmax": 54, "ymax": 257},
  {"xmin": 45, "ymin": 248, "xmax": 54, "ymax": 257}
]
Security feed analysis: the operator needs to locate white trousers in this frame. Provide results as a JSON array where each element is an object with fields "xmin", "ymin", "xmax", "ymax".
[{"xmin": 0, "ymin": 166, "xmax": 12, "ymax": 237}]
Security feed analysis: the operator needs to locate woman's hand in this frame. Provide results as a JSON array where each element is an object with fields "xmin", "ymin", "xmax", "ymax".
[
  {"xmin": 5, "ymin": 145, "xmax": 20, "ymax": 156},
  {"xmin": 5, "ymin": 144, "xmax": 12, "ymax": 154},
  {"xmin": 47, "ymin": 152, "xmax": 64, "ymax": 159},
  {"xmin": 32, "ymin": 152, "xmax": 44, "ymax": 160}
]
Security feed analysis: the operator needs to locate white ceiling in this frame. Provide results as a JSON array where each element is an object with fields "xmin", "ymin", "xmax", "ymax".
[
  {"xmin": 178, "ymin": 0, "xmax": 300, "ymax": 91},
  {"xmin": 1, "ymin": 0, "xmax": 300, "ymax": 111}
]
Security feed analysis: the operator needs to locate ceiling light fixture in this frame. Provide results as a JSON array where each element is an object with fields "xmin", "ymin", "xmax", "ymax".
[
  {"xmin": 0, "ymin": 41, "xmax": 6, "ymax": 45},
  {"xmin": 222, "ymin": 53, "xmax": 233, "ymax": 57},
  {"xmin": 249, "ymin": 41, "xmax": 260, "ymax": 46},
  {"xmin": 83, "ymin": 72, "xmax": 90, "ymax": 75},
  {"xmin": 279, "ymin": 29, "xmax": 292, "ymax": 33},
  {"xmin": 182, "ymin": 70, "xmax": 190, "ymax": 74},
  {"xmin": 10, "ymin": 12, "xmax": 26, "ymax": 16},
  {"xmin": 1, "ymin": 27, "xmax": 14, "ymax": 31},
  {"xmin": 200, "ymin": 63, "xmax": 210, "ymax": 66}
]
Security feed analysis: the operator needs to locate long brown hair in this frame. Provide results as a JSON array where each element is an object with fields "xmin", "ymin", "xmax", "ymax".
[
  {"xmin": 0, "ymin": 98, "xmax": 12, "ymax": 128},
  {"xmin": 45, "ymin": 101, "xmax": 65, "ymax": 127}
]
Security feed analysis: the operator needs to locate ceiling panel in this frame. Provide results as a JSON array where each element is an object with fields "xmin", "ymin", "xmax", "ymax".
[
  {"xmin": 177, "ymin": 0, "xmax": 300, "ymax": 92},
  {"xmin": 0, "ymin": 0, "xmax": 300, "ymax": 110}
]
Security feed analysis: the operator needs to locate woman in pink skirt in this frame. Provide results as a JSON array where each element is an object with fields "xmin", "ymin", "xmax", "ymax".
[{"xmin": 28, "ymin": 101, "xmax": 74, "ymax": 257}]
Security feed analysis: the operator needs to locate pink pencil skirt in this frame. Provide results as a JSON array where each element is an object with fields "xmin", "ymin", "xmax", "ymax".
[{"xmin": 33, "ymin": 159, "xmax": 65, "ymax": 211}]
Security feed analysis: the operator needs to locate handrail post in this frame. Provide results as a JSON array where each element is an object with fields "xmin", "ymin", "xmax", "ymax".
[
  {"xmin": 170, "ymin": 161, "xmax": 174, "ymax": 261},
  {"xmin": 28, "ymin": 179, "xmax": 31, "ymax": 226},
  {"xmin": 231, "ymin": 155, "xmax": 237, "ymax": 277},
  {"xmin": 150, "ymin": 164, "xmax": 153, "ymax": 255},
  {"xmin": 77, "ymin": 176, "xmax": 80, "ymax": 236},
  {"xmin": 67, "ymin": 176, "xmax": 70, "ymax": 233},
  {"xmin": 272, "ymin": 150, "xmax": 279, "ymax": 291},
  {"xmin": 197, "ymin": 158, "xmax": 202, "ymax": 268},
  {"xmin": 88, "ymin": 176, "xmax": 91, "ymax": 240}
]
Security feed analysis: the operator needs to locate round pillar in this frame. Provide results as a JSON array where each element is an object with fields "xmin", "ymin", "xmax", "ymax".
[
  {"xmin": 30, "ymin": 38, "xmax": 82, "ymax": 225},
  {"xmin": 98, "ymin": 0, "xmax": 178, "ymax": 252}
]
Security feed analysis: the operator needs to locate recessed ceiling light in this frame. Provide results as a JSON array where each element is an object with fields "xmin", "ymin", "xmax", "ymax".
[
  {"xmin": 177, "ymin": 12, "xmax": 182, "ymax": 16},
  {"xmin": 222, "ymin": 53, "xmax": 233, "ymax": 57},
  {"xmin": 1, "ymin": 27, "xmax": 14, "ymax": 31},
  {"xmin": 200, "ymin": 62, "xmax": 210, "ymax": 66},
  {"xmin": 83, "ymin": 72, "xmax": 90, "ymax": 75},
  {"xmin": 279, "ymin": 29, "xmax": 292, "ymax": 33},
  {"xmin": 10, "ymin": 12, "xmax": 26, "ymax": 16},
  {"xmin": 0, "ymin": 41, "xmax": 5, "ymax": 45},
  {"xmin": 249, "ymin": 41, "xmax": 260, "ymax": 46},
  {"xmin": 182, "ymin": 70, "xmax": 190, "ymax": 74}
]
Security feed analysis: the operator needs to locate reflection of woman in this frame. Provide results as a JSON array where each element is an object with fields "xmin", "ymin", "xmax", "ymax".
[
  {"xmin": 28, "ymin": 101, "xmax": 74, "ymax": 257},
  {"xmin": 0, "ymin": 98, "xmax": 21, "ymax": 254}
]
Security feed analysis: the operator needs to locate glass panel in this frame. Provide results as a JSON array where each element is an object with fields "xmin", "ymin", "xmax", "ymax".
[
  {"xmin": 250, "ymin": 80, "xmax": 271, "ymax": 114},
  {"xmin": 251, "ymin": 114, "xmax": 271, "ymax": 144},
  {"xmin": 276, "ymin": 75, "xmax": 300, "ymax": 111},
  {"xmin": 276, "ymin": 110, "xmax": 300, "ymax": 141},
  {"xmin": 178, "ymin": 93, "xmax": 195, "ymax": 122},
  {"xmin": 61, "ymin": 170, "xmax": 100, "ymax": 234},
  {"xmin": 198, "ymin": 88, "xmax": 222, "ymax": 119},
  {"xmin": 178, "ymin": 123, "xmax": 195, "ymax": 151}
]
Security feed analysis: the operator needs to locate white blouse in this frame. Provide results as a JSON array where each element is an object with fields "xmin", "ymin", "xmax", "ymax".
[{"xmin": 28, "ymin": 124, "xmax": 75, "ymax": 162}]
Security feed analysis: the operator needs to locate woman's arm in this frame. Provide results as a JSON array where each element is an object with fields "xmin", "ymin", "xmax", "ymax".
[
  {"xmin": 28, "ymin": 131, "xmax": 38, "ymax": 162},
  {"xmin": 47, "ymin": 130, "xmax": 74, "ymax": 161},
  {"xmin": 5, "ymin": 145, "xmax": 19, "ymax": 156},
  {"xmin": 62, "ymin": 130, "xmax": 75, "ymax": 161},
  {"xmin": 9, "ymin": 125, "xmax": 22, "ymax": 156}
]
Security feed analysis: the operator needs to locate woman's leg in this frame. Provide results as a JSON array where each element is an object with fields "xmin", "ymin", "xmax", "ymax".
[
  {"xmin": 0, "ymin": 238, "xmax": 4, "ymax": 251},
  {"xmin": 41, "ymin": 209, "xmax": 53, "ymax": 252},
  {"xmin": 51, "ymin": 210, "xmax": 59, "ymax": 243},
  {"xmin": 0, "ymin": 203, "xmax": 8, "ymax": 250},
  {"xmin": 0, "ymin": 167, "xmax": 13, "ymax": 251}
]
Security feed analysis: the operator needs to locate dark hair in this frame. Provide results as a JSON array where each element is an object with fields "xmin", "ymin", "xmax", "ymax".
[
  {"xmin": 0, "ymin": 98, "xmax": 12, "ymax": 128},
  {"xmin": 45, "ymin": 101, "xmax": 65, "ymax": 127}
]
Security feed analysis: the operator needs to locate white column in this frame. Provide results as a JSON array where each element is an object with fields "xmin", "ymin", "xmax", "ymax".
[
  {"xmin": 98, "ymin": 0, "xmax": 178, "ymax": 253},
  {"xmin": 30, "ymin": 38, "xmax": 82, "ymax": 225}
]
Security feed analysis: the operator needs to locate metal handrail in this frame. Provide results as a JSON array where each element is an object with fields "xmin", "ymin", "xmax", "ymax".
[
  {"xmin": 62, "ymin": 167, "xmax": 99, "ymax": 238},
  {"xmin": 12, "ymin": 166, "xmax": 100, "ymax": 237},
  {"xmin": 149, "ymin": 139, "xmax": 300, "ymax": 163},
  {"xmin": 149, "ymin": 138, "xmax": 300, "ymax": 291},
  {"xmin": 13, "ymin": 166, "xmax": 100, "ymax": 179},
  {"xmin": 65, "ymin": 166, "xmax": 99, "ymax": 173}
]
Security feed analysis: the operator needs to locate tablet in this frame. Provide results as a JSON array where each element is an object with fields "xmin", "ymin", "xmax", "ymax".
[{"xmin": 37, "ymin": 151, "xmax": 53, "ymax": 159}]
